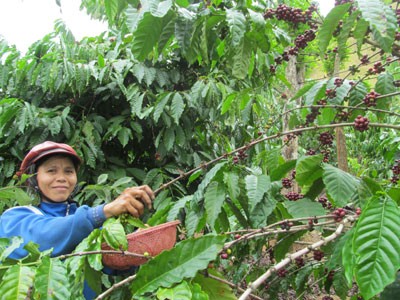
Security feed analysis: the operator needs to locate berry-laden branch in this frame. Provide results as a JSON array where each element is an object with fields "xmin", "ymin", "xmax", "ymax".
[
  {"xmin": 281, "ymin": 104, "xmax": 400, "ymax": 119},
  {"xmin": 154, "ymin": 122, "xmax": 400, "ymax": 195},
  {"xmin": 238, "ymin": 215, "xmax": 357, "ymax": 300},
  {"xmin": 223, "ymin": 214, "xmax": 342, "ymax": 250}
]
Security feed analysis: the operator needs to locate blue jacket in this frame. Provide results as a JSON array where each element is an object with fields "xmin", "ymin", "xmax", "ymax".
[{"xmin": 0, "ymin": 201, "xmax": 106, "ymax": 299}]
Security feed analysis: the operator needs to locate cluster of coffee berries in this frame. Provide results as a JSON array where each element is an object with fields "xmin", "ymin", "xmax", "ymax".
[
  {"xmin": 325, "ymin": 88, "xmax": 336, "ymax": 99},
  {"xmin": 334, "ymin": 78, "xmax": 344, "ymax": 87},
  {"xmin": 277, "ymin": 268, "xmax": 288, "ymax": 277},
  {"xmin": 285, "ymin": 191, "xmax": 304, "ymax": 201},
  {"xmin": 282, "ymin": 177, "xmax": 293, "ymax": 188},
  {"xmin": 313, "ymin": 250, "xmax": 324, "ymax": 261},
  {"xmin": 354, "ymin": 115, "xmax": 370, "ymax": 132},
  {"xmin": 337, "ymin": 110, "xmax": 350, "ymax": 121},
  {"xmin": 355, "ymin": 207, "xmax": 362, "ymax": 215},
  {"xmin": 321, "ymin": 149, "xmax": 331, "ymax": 163},
  {"xmin": 333, "ymin": 208, "xmax": 346, "ymax": 222},
  {"xmin": 360, "ymin": 54, "xmax": 369, "ymax": 65},
  {"xmin": 294, "ymin": 30, "xmax": 316, "ymax": 49},
  {"xmin": 319, "ymin": 131, "xmax": 334, "ymax": 146},
  {"xmin": 232, "ymin": 149, "xmax": 248, "ymax": 164},
  {"xmin": 391, "ymin": 159, "xmax": 400, "ymax": 184},
  {"xmin": 318, "ymin": 195, "xmax": 333, "ymax": 209},
  {"xmin": 305, "ymin": 106, "xmax": 321, "ymax": 125},
  {"xmin": 280, "ymin": 220, "xmax": 294, "ymax": 230},
  {"xmin": 295, "ymin": 257, "xmax": 305, "ymax": 268},
  {"xmin": 306, "ymin": 149, "xmax": 316, "ymax": 156},
  {"xmin": 220, "ymin": 248, "xmax": 232, "ymax": 259},
  {"xmin": 264, "ymin": 4, "xmax": 315, "ymax": 24},
  {"xmin": 368, "ymin": 62, "xmax": 385, "ymax": 75},
  {"xmin": 325, "ymin": 269, "xmax": 335, "ymax": 281},
  {"xmin": 363, "ymin": 91, "xmax": 380, "ymax": 107}
]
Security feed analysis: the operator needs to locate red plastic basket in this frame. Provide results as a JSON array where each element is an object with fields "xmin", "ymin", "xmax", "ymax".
[{"xmin": 101, "ymin": 220, "xmax": 180, "ymax": 270}]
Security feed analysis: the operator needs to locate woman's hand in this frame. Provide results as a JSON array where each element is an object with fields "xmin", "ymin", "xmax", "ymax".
[{"xmin": 103, "ymin": 185, "xmax": 154, "ymax": 218}]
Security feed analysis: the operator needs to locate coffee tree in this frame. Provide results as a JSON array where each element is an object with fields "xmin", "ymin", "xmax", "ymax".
[{"xmin": 0, "ymin": 0, "xmax": 399, "ymax": 299}]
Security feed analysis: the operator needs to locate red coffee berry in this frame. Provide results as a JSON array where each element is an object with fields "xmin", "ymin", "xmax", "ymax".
[
  {"xmin": 354, "ymin": 115, "xmax": 369, "ymax": 132},
  {"xmin": 282, "ymin": 177, "xmax": 293, "ymax": 188},
  {"xmin": 313, "ymin": 250, "xmax": 324, "ymax": 261}
]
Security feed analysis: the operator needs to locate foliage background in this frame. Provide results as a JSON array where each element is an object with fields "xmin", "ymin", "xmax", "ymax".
[{"xmin": 1, "ymin": 0, "xmax": 400, "ymax": 299}]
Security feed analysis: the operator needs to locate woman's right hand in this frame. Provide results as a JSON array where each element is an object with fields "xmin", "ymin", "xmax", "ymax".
[{"xmin": 103, "ymin": 185, "xmax": 154, "ymax": 219}]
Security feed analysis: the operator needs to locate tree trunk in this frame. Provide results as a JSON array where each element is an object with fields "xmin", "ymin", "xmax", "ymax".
[
  {"xmin": 333, "ymin": 53, "xmax": 349, "ymax": 172},
  {"xmin": 282, "ymin": 56, "xmax": 304, "ymax": 161}
]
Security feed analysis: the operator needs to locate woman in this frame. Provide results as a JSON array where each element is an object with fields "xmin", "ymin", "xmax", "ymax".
[{"xmin": 0, "ymin": 141, "xmax": 154, "ymax": 298}]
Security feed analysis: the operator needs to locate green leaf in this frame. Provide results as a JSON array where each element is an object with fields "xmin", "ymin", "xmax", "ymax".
[
  {"xmin": 304, "ymin": 80, "xmax": 327, "ymax": 105},
  {"xmin": 204, "ymin": 181, "xmax": 226, "ymax": 229},
  {"xmin": 97, "ymin": 174, "xmax": 108, "ymax": 185},
  {"xmin": 357, "ymin": 0, "xmax": 397, "ymax": 53},
  {"xmin": 322, "ymin": 164, "xmax": 359, "ymax": 207},
  {"xmin": 319, "ymin": 3, "xmax": 352, "ymax": 56},
  {"xmin": 132, "ymin": 13, "xmax": 162, "ymax": 61},
  {"xmin": 193, "ymin": 269, "xmax": 236, "ymax": 300},
  {"xmin": 223, "ymin": 171, "xmax": 240, "ymax": 200},
  {"xmin": 192, "ymin": 162, "xmax": 227, "ymax": 203},
  {"xmin": 190, "ymin": 282, "xmax": 209, "ymax": 300},
  {"xmin": 375, "ymin": 73, "xmax": 395, "ymax": 112},
  {"xmin": 295, "ymin": 265, "xmax": 313, "ymax": 297},
  {"xmin": 0, "ymin": 236, "xmax": 23, "ymax": 263},
  {"xmin": 353, "ymin": 18, "xmax": 370, "ymax": 53},
  {"xmin": 156, "ymin": 280, "xmax": 192, "ymax": 300},
  {"xmin": 285, "ymin": 198, "xmax": 326, "ymax": 218},
  {"xmin": 33, "ymin": 257, "xmax": 71, "ymax": 299},
  {"xmin": 250, "ymin": 195, "xmax": 276, "ymax": 228},
  {"xmin": 131, "ymin": 235, "xmax": 226, "ymax": 296},
  {"xmin": 221, "ymin": 93, "xmax": 236, "ymax": 115},
  {"xmin": 226, "ymin": 9, "xmax": 246, "ymax": 48},
  {"xmin": 167, "ymin": 195, "xmax": 192, "ymax": 221},
  {"xmin": 231, "ymin": 38, "xmax": 251, "ymax": 79},
  {"xmin": 295, "ymin": 155, "xmax": 323, "ymax": 187},
  {"xmin": 117, "ymin": 127, "xmax": 132, "ymax": 148},
  {"xmin": 245, "ymin": 174, "xmax": 270, "ymax": 211},
  {"xmin": 171, "ymin": 93, "xmax": 184, "ymax": 125},
  {"xmin": 342, "ymin": 228, "xmax": 356, "ymax": 284},
  {"xmin": 337, "ymin": 11, "xmax": 360, "ymax": 59},
  {"xmin": 102, "ymin": 218, "xmax": 128, "ymax": 250},
  {"xmin": 353, "ymin": 195, "xmax": 400, "ymax": 299},
  {"xmin": 163, "ymin": 127, "xmax": 175, "ymax": 151},
  {"xmin": 270, "ymin": 159, "xmax": 297, "ymax": 181},
  {"xmin": 0, "ymin": 264, "xmax": 35, "ymax": 299},
  {"xmin": 290, "ymin": 82, "xmax": 315, "ymax": 101}
]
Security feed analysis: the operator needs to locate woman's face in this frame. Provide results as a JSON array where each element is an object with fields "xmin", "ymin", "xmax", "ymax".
[{"xmin": 36, "ymin": 155, "xmax": 77, "ymax": 202}]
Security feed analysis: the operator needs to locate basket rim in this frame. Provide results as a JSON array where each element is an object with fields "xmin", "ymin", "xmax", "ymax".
[{"xmin": 125, "ymin": 219, "xmax": 181, "ymax": 239}]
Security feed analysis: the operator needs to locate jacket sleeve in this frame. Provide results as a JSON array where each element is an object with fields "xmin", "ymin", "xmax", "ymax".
[{"xmin": 0, "ymin": 205, "xmax": 106, "ymax": 258}]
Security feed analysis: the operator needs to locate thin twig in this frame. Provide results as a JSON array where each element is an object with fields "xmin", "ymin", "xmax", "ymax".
[{"xmin": 95, "ymin": 274, "xmax": 137, "ymax": 300}]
